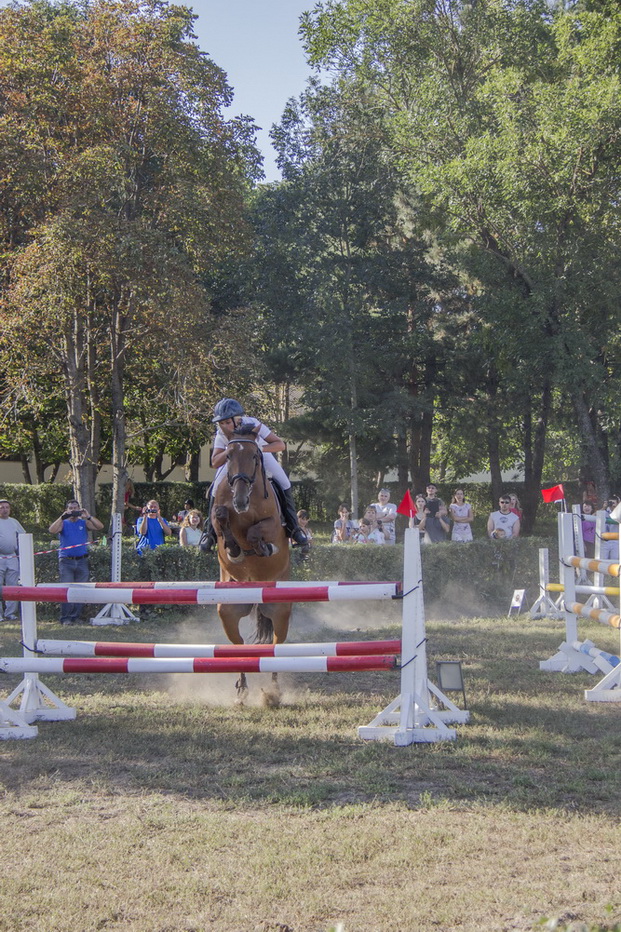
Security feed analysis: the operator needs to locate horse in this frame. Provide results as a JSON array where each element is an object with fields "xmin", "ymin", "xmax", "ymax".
[{"xmin": 211, "ymin": 425, "xmax": 291, "ymax": 704}]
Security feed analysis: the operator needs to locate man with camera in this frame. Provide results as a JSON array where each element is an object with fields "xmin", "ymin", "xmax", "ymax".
[
  {"xmin": 0, "ymin": 498, "xmax": 26, "ymax": 621},
  {"xmin": 135, "ymin": 499, "xmax": 171, "ymax": 553},
  {"xmin": 49, "ymin": 499, "xmax": 104, "ymax": 625}
]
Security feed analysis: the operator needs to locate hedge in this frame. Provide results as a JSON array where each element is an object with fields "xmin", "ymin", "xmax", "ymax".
[
  {"xmin": 31, "ymin": 535, "xmax": 554, "ymax": 619},
  {"xmin": 0, "ymin": 478, "xmax": 574, "ymax": 537}
]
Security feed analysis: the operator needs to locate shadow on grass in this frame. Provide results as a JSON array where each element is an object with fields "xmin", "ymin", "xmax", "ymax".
[{"xmin": 1, "ymin": 613, "xmax": 620, "ymax": 816}]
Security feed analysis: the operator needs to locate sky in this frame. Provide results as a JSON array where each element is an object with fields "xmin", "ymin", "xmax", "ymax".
[{"xmin": 189, "ymin": 1, "xmax": 318, "ymax": 182}]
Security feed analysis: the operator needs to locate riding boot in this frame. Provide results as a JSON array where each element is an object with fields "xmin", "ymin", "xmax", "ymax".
[
  {"xmin": 199, "ymin": 495, "xmax": 218, "ymax": 553},
  {"xmin": 279, "ymin": 486, "xmax": 310, "ymax": 553}
]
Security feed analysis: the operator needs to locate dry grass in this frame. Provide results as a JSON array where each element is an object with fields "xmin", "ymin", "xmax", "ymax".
[{"xmin": 1, "ymin": 605, "xmax": 621, "ymax": 932}]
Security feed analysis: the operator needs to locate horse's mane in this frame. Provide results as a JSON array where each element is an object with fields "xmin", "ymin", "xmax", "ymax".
[{"xmin": 232, "ymin": 424, "xmax": 257, "ymax": 439}]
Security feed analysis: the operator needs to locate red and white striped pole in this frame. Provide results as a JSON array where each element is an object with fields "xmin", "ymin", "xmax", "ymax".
[
  {"xmin": 0, "ymin": 655, "xmax": 398, "ymax": 675},
  {"xmin": 35, "ymin": 638, "xmax": 402, "ymax": 658},
  {"xmin": 0, "ymin": 582, "xmax": 401, "ymax": 606}
]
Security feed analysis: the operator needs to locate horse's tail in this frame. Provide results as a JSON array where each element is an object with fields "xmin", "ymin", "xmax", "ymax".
[{"xmin": 253, "ymin": 605, "xmax": 274, "ymax": 644}]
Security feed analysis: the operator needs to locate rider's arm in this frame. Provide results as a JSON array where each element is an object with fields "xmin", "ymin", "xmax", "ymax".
[
  {"xmin": 211, "ymin": 448, "xmax": 228, "ymax": 468},
  {"xmin": 261, "ymin": 430, "xmax": 286, "ymax": 455}
]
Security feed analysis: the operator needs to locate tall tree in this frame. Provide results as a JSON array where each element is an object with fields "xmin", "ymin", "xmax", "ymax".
[
  {"xmin": 303, "ymin": 0, "xmax": 621, "ymax": 524},
  {"xmin": 0, "ymin": 0, "xmax": 255, "ymax": 513}
]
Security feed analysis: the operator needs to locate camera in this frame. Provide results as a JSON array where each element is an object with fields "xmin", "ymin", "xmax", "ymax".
[{"xmin": 425, "ymin": 499, "xmax": 440, "ymax": 517}]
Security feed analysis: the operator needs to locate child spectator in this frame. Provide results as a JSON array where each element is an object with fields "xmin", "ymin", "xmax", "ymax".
[
  {"xmin": 353, "ymin": 518, "xmax": 385, "ymax": 545},
  {"xmin": 581, "ymin": 501, "xmax": 595, "ymax": 558},
  {"xmin": 332, "ymin": 504, "xmax": 355, "ymax": 543},
  {"xmin": 297, "ymin": 510, "xmax": 313, "ymax": 547}
]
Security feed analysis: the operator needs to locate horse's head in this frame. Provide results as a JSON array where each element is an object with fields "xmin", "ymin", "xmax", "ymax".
[{"xmin": 225, "ymin": 428, "xmax": 265, "ymax": 513}]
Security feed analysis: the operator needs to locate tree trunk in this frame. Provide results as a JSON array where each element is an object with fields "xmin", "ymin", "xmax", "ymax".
[
  {"xmin": 573, "ymin": 390, "xmax": 610, "ymax": 502},
  {"xmin": 487, "ymin": 424, "xmax": 503, "ymax": 505},
  {"xmin": 521, "ymin": 380, "xmax": 552, "ymax": 534},
  {"xmin": 19, "ymin": 454, "xmax": 32, "ymax": 484},
  {"xmin": 396, "ymin": 434, "xmax": 409, "ymax": 495},
  {"xmin": 110, "ymin": 299, "xmax": 128, "ymax": 528},
  {"xmin": 185, "ymin": 449, "xmax": 200, "ymax": 481},
  {"xmin": 64, "ymin": 319, "xmax": 97, "ymax": 514}
]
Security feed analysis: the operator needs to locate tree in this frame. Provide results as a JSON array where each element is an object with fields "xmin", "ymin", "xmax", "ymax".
[
  {"xmin": 303, "ymin": 0, "xmax": 621, "ymax": 526},
  {"xmin": 0, "ymin": 0, "xmax": 256, "ymax": 514},
  {"xmin": 254, "ymin": 80, "xmax": 455, "ymax": 510}
]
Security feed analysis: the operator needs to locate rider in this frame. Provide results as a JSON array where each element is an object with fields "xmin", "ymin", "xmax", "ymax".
[{"xmin": 201, "ymin": 398, "xmax": 309, "ymax": 553}]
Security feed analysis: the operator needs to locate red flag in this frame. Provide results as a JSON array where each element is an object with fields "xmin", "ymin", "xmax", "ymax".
[
  {"xmin": 397, "ymin": 490, "xmax": 417, "ymax": 517},
  {"xmin": 541, "ymin": 484, "xmax": 565, "ymax": 503}
]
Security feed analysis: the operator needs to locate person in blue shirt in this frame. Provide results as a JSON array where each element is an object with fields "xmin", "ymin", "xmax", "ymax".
[
  {"xmin": 49, "ymin": 499, "xmax": 103, "ymax": 625},
  {"xmin": 135, "ymin": 499, "xmax": 171, "ymax": 553}
]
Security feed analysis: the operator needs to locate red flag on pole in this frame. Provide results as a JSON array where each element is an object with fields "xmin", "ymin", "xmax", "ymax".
[
  {"xmin": 541, "ymin": 484, "xmax": 565, "ymax": 503},
  {"xmin": 397, "ymin": 490, "xmax": 417, "ymax": 517}
]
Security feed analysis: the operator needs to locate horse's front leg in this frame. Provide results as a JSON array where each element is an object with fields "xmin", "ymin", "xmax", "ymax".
[
  {"xmin": 213, "ymin": 505, "xmax": 243, "ymax": 561},
  {"xmin": 246, "ymin": 516, "xmax": 279, "ymax": 557}
]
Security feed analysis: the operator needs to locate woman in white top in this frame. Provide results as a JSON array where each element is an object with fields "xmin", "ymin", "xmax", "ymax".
[
  {"xmin": 180, "ymin": 509, "xmax": 204, "ymax": 547},
  {"xmin": 449, "ymin": 489, "xmax": 474, "ymax": 542},
  {"xmin": 372, "ymin": 489, "xmax": 397, "ymax": 544}
]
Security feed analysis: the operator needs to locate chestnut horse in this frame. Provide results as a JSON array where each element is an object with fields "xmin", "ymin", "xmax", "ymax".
[{"xmin": 211, "ymin": 426, "xmax": 291, "ymax": 702}]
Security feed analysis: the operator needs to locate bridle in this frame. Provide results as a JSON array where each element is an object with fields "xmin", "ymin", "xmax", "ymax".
[{"xmin": 226, "ymin": 438, "xmax": 269, "ymax": 499}]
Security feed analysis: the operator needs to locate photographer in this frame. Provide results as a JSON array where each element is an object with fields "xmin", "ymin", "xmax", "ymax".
[
  {"xmin": 49, "ymin": 500, "xmax": 104, "ymax": 625},
  {"xmin": 135, "ymin": 499, "xmax": 171, "ymax": 554}
]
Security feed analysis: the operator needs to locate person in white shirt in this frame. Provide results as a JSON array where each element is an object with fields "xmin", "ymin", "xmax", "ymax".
[
  {"xmin": 487, "ymin": 496, "xmax": 520, "ymax": 540},
  {"xmin": 371, "ymin": 489, "xmax": 397, "ymax": 544},
  {"xmin": 0, "ymin": 499, "xmax": 25, "ymax": 621}
]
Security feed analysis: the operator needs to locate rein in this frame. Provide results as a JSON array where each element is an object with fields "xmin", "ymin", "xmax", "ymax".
[{"xmin": 226, "ymin": 438, "xmax": 269, "ymax": 499}]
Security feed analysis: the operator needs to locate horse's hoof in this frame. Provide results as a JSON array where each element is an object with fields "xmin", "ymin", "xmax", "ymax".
[{"xmin": 261, "ymin": 687, "xmax": 281, "ymax": 709}]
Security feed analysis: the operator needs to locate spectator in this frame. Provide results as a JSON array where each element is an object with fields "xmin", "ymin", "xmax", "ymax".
[
  {"xmin": 136, "ymin": 500, "xmax": 172, "ymax": 553},
  {"xmin": 353, "ymin": 518, "xmax": 385, "ymax": 544},
  {"xmin": 508, "ymin": 493, "xmax": 523, "ymax": 520},
  {"xmin": 49, "ymin": 499, "xmax": 104, "ymax": 625},
  {"xmin": 419, "ymin": 496, "xmax": 450, "ymax": 544},
  {"xmin": 425, "ymin": 483, "xmax": 445, "ymax": 508},
  {"xmin": 449, "ymin": 489, "xmax": 474, "ymax": 542},
  {"xmin": 487, "ymin": 496, "xmax": 520, "ymax": 540},
  {"xmin": 175, "ymin": 498, "xmax": 195, "ymax": 524},
  {"xmin": 123, "ymin": 478, "xmax": 142, "ymax": 531},
  {"xmin": 371, "ymin": 489, "xmax": 397, "ymax": 544},
  {"xmin": 332, "ymin": 504, "xmax": 355, "ymax": 543},
  {"xmin": 296, "ymin": 510, "xmax": 313, "ymax": 547},
  {"xmin": 0, "ymin": 498, "xmax": 25, "ymax": 622},
  {"xmin": 179, "ymin": 509, "xmax": 204, "ymax": 548},
  {"xmin": 414, "ymin": 494, "xmax": 427, "ymax": 541},
  {"xmin": 601, "ymin": 496, "xmax": 620, "ymax": 562},
  {"xmin": 581, "ymin": 501, "xmax": 596, "ymax": 558}
]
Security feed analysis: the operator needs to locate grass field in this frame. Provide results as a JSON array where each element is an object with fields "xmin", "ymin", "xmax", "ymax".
[{"xmin": 1, "ymin": 600, "xmax": 620, "ymax": 932}]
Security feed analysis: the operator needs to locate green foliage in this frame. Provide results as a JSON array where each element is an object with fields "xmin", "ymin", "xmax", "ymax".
[{"xmin": 30, "ymin": 536, "xmax": 552, "ymax": 619}]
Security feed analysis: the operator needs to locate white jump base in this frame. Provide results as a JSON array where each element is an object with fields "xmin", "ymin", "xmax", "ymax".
[{"xmin": 540, "ymin": 513, "xmax": 621, "ymax": 702}]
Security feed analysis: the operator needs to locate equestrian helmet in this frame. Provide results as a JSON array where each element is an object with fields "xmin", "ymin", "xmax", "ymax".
[{"xmin": 212, "ymin": 398, "xmax": 245, "ymax": 423}]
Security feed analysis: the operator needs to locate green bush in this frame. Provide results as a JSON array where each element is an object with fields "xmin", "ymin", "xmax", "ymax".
[{"xmin": 31, "ymin": 536, "xmax": 554, "ymax": 617}]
